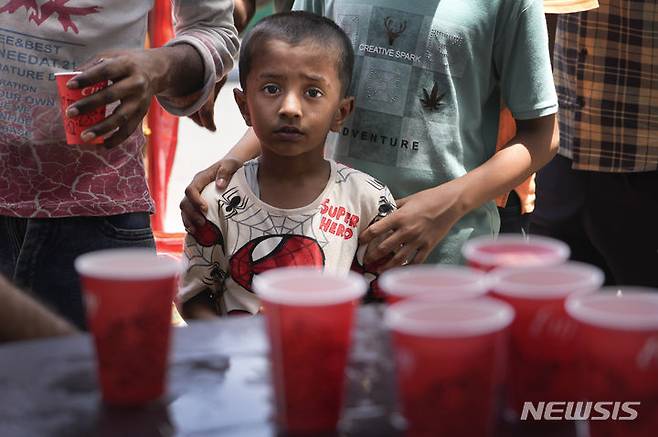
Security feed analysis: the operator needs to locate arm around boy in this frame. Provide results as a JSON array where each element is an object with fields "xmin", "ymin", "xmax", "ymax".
[{"xmin": 181, "ymin": 0, "xmax": 558, "ymax": 268}]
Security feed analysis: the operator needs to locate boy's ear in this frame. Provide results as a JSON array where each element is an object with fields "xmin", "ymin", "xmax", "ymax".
[
  {"xmin": 233, "ymin": 88, "xmax": 252, "ymax": 126},
  {"xmin": 330, "ymin": 96, "xmax": 355, "ymax": 132}
]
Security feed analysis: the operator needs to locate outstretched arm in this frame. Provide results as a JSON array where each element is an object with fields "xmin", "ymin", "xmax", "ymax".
[
  {"xmin": 0, "ymin": 275, "xmax": 77, "ymax": 343},
  {"xmin": 65, "ymin": 0, "xmax": 240, "ymax": 148},
  {"xmin": 233, "ymin": 0, "xmax": 257, "ymax": 32},
  {"xmin": 361, "ymin": 114, "xmax": 558, "ymax": 270},
  {"xmin": 189, "ymin": 0, "xmax": 257, "ymax": 131}
]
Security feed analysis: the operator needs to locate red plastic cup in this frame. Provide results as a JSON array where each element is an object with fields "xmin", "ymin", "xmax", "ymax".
[
  {"xmin": 253, "ymin": 267, "xmax": 367, "ymax": 434},
  {"xmin": 385, "ymin": 297, "xmax": 514, "ymax": 437},
  {"xmin": 55, "ymin": 71, "xmax": 107, "ymax": 145},
  {"xmin": 566, "ymin": 288, "xmax": 658, "ymax": 437},
  {"xmin": 153, "ymin": 231, "xmax": 186, "ymax": 260},
  {"xmin": 75, "ymin": 248, "xmax": 180, "ymax": 406},
  {"xmin": 462, "ymin": 235, "xmax": 570, "ymax": 272},
  {"xmin": 489, "ymin": 262, "xmax": 603, "ymax": 413},
  {"xmin": 379, "ymin": 265, "xmax": 488, "ymax": 304}
]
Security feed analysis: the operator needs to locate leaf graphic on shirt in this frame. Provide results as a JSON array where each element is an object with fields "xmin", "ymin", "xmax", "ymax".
[{"xmin": 420, "ymin": 81, "xmax": 445, "ymax": 111}]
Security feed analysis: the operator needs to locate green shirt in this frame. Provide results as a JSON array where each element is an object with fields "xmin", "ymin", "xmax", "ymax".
[{"xmin": 294, "ymin": 0, "xmax": 558, "ymax": 263}]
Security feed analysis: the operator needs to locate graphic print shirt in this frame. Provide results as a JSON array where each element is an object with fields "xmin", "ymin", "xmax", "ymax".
[
  {"xmin": 295, "ymin": 0, "xmax": 558, "ymax": 263},
  {"xmin": 179, "ymin": 159, "xmax": 396, "ymax": 314},
  {"xmin": 0, "ymin": 0, "xmax": 238, "ymax": 217}
]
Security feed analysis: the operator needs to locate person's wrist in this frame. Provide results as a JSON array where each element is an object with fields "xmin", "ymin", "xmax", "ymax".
[
  {"xmin": 223, "ymin": 156, "xmax": 244, "ymax": 166},
  {"xmin": 433, "ymin": 179, "xmax": 469, "ymax": 222},
  {"xmin": 152, "ymin": 45, "xmax": 204, "ymax": 97},
  {"xmin": 146, "ymin": 47, "xmax": 173, "ymax": 95}
]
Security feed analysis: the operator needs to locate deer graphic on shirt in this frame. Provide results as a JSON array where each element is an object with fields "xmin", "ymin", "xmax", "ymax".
[{"xmin": 384, "ymin": 17, "xmax": 406, "ymax": 46}]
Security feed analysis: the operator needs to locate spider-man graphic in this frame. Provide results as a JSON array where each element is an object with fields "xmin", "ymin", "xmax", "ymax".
[
  {"xmin": 230, "ymin": 234, "xmax": 325, "ymax": 292},
  {"xmin": 351, "ymin": 255, "xmax": 387, "ymax": 302},
  {"xmin": 351, "ymin": 200, "xmax": 396, "ymax": 302},
  {"xmin": 191, "ymin": 219, "xmax": 224, "ymax": 248}
]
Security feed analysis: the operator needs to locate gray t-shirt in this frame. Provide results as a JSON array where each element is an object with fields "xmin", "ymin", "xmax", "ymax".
[{"xmin": 294, "ymin": 0, "xmax": 558, "ymax": 263}]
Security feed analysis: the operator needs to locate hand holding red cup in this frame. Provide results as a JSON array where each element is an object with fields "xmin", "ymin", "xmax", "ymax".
[{"xmin": 55, "ymin": 71, "xmax": 107, "ymax": 145}]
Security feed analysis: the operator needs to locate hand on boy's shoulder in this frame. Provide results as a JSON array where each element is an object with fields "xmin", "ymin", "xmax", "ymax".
[
  {"xmin": 180, "ymin": 156, "xmax": 245, "ymax": 235},
  {"xmin": 185, "ymin": 179, "xmax": 234, "ymax": 246},
  {"xmin": 214, "ymin": 157, "xmax": 246, "ymax": 191},
  {"xmin": 200, "ymin": 162, "xmax": 245, "ymax": 202}
]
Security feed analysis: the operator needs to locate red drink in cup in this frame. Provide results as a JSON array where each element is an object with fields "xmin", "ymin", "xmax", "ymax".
[
  {"xmin": 75, "ymin": 249, "xmax": 179, "ymax": 406},
  {"xmin": 385, "ymin": 297, "xmax": 514, "ymax": 437},
  {"xmin": 490, "ymin": 262, "xmax": 603, "ymax": 413},
  {"xmin": 379, "ymin": 265, "xmax": 488, "ymax": 304},
  {"xmin": 253, "ymin": 268, "xmax": 367, "ymax": 434},
  {"xmin": 462, "ymin": 235, "xmax": 570, "ymax": 272},
  {"xmin": 566, "ymin": 288, "xmax": 658, "ymax": 437},
  {"xmin": 55, "ymin": 71, "xmax": 107, "ymax": 145},
  {"xmin": 154, "ymin": 231, "xmax": 186, "ymax": 259}
]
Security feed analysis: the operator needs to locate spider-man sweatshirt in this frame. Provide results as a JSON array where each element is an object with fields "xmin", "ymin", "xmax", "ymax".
[
  {"xmin": 0, "ymin": 0, "xmax": 238, "ymax": 218},
  {"xmin": 179, "ymin": 159, "xmax": 397, "ymax": 315}
]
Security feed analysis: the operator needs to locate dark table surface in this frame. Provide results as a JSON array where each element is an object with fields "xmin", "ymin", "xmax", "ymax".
[{"xmin": 0, "ymin": 306, "xmax": 581, "ymax": 437}]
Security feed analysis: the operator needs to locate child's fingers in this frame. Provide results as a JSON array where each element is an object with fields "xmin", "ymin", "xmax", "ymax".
[
  {"xmin": 380, "ymin": 243, "xmax": 419, "ymax": 272},
  {"xmin": 376, "ymin": 229, "xmax": 407, "ymax": 256},
  {"xmin": 179, "ymin": 197, "xmax": 206, "ymax": 232},
  {"xmin": 198, "ymin": 103, "xmax": 217, "ymax": 132},
  {"xmin": 215, "ymin": 159, "xmax": 241, "ymax": 190},
  {"xmin": 363, "ymin": 229, "xmax": 408, "ymax": 266},
  {"xmin": 187, "ymin": 164, "xmax": 219, "ymax": 211},
  {"xmin": 215, "ymin": 166, "xmax": 230, "ymax": 189},
  {"xmin": 180, "ymin": 211, "xmax": 195, "ymax": 235},
  {"xmin": 188, "ymin": 112, "xmax": 203, "ymax": 128},
  {"xmin": 183, "ymin": 181, "xmax": 208, "ymax": 213},
  {"xmin": 359, "ymin": 214, "xmax": 395, "ymax": 245},
  {"xmin": 413, "ymin": 246, "xmax": 431, "ymax": 265},
  {"xmin": 181, "ymin": 165, "xmax": 216, "ymax": 229}
]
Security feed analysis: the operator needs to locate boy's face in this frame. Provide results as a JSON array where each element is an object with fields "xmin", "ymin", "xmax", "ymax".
[{"xmin": 234, "ymin": 39, "xmax": 353, "ymax": 157}]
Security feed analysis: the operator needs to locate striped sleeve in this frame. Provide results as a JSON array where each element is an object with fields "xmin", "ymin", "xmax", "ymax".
[{"xmin": 158, "ymin": 0, "xmax": 240, "ymax": 116}]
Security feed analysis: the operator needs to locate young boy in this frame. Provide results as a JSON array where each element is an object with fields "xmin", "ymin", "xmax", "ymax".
[
  {"xmin": 181, "ymin": 0, "xmax": 559, "ymax": 270},
  {"xmin": 179, "ymin": 12, "xmax": 396, "ymax": 318}
]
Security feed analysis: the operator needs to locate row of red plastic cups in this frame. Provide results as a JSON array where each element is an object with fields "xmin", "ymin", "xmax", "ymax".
[
  {"xmin": 249, "ymin": 235, "xmax": 657, "ymax": 436},
  {"xmin": 380, "ymin": 235, "xmax": 657, "ymax": 437}
]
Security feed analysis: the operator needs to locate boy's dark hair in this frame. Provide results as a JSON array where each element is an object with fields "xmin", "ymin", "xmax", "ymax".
[{"xmin": 239, "ymin": 11, "xmax": 354, "ymax": 96}]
